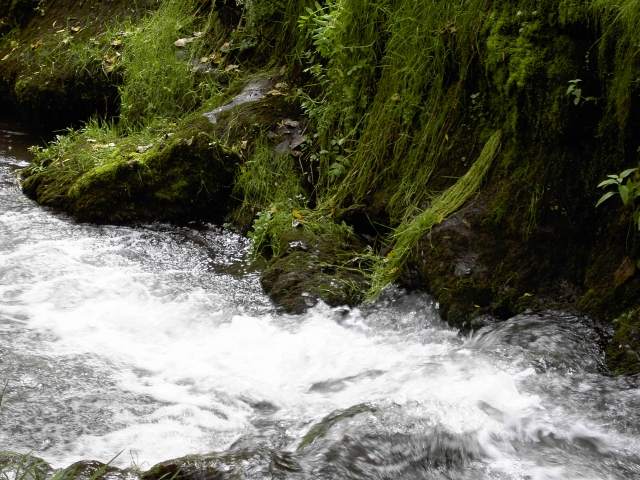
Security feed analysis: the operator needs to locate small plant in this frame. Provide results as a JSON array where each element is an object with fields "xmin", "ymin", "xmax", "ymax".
[
  {"xmin": 597, "ymin": 165, "xmax": 640, "ymax": 231},
  {"xmin": 566, "ymin": 79, "xmax": 596, "ymax": 106}
]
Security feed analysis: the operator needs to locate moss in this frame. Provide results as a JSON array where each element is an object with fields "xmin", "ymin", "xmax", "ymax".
[
  {"xmin": 22, "ymin": 119, "xmax": 239, "ymax": 224},
  {"xmin": 260, "ymin": 226, "xmax": 371, "ymax": 313},
  {"xmin": 607, "ymin": 307, "xmax": 640, "ymax": 375}
]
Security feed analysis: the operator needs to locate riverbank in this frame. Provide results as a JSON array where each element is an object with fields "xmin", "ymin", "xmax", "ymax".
[{"xmin": 1, "ymin": 0, "xmax": 639, "ymax": 375}]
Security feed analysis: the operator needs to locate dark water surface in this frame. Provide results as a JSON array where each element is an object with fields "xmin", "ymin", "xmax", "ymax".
[{"xmin": 1, "ymin": 120, "xmax": 639, "ymax": 479}]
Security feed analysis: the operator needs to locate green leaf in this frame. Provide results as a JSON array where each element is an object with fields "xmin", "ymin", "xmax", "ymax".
[
  {"xmin": 596, "ymin": 191, "xmax": 616, "ymax": 207},
  {"xmin": 597, "ymin": 178, "xmax": 619, "ymax": 188},
  {"xmin": 619, "ymin": 184, "xmax": 630, "ymax": 205},
  {"xmin": 619, "ymin": 168, "xmax": 638, "ymax": 180}
]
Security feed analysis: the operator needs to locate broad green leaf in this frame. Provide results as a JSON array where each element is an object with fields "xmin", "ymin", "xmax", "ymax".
[
  {"xmin": 596, "ymin": 191, "xmax": 616, "ymax": 207},
  {"xmin": 619, "ymin": 184, "xmax": 630, "ymax": 205}
]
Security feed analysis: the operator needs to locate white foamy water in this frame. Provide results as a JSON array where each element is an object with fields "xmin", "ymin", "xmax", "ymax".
[{"xmin": 1, "ymin": 121, "xmax": 639, "ymax": 479}]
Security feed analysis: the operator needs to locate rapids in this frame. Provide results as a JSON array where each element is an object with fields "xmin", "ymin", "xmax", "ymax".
[{"xmin": 1, "ymin": 119, "xmax": 639, "ymax": 479}]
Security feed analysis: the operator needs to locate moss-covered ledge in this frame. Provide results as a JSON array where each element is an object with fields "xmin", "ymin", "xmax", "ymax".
[
  {"xmin": 21, "ymin": 117, "xmax": 240, "ymax": 224},
  {"xmin": 607, "ymin": 307, "xmax": 640, "ymax": 376}
]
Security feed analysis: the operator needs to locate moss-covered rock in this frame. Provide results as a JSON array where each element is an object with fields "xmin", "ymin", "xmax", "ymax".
[
  {"xmin": 0, "ymin": 452, "xmax": 52, "ymax": 480},
  {"xmin": 58, "ymin": 461, "xmax": 125, "ymax": 480},
  {"xmin": 260, "ymin": 227, "xmax": 369, "ymax": 314},
  {"xmin": 402, "ymin": 195, "xmax": 585, "ymax": 329},
  {"xmin": 22, "ymin": 126, "xmax": 239, "ymax": 224},
  {"xmin": 606, "ymin": 307, "xmax": 640, "ymax": 376}
]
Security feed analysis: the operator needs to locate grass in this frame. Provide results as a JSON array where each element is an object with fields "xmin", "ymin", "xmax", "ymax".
[
  {"xmin": 232, "ymin": 134, "xmax": 306, "ymax": 227},
  {"xmin": 118, "ymin": 0, "xmax": 203, "ymax": 128},
  {"xmin": 369, "ymin": 130, "xmax": 502, "ymax": 297},
  {"xmin": 307, "ymin": 0, "xmax": 490, "ymax": 221},
  {"xmin": 23, "ymin": 118, "xmax": 175, "ymax": 205}
]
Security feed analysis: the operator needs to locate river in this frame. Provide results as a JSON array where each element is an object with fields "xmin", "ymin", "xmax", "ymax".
[{"xmin": 0, "ymin": 119, "xmax": 639, "ymax": 479}]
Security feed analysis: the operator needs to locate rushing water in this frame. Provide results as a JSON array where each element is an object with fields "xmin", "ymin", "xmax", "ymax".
[{"xmin": 0, "ymin": 120, "xmax": 639, "ymax": 480}]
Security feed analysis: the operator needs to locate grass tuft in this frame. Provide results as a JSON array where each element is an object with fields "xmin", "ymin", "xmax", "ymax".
[{"xmin": 368, "ymin": 130, "xmax": 502, "ymax": 297}]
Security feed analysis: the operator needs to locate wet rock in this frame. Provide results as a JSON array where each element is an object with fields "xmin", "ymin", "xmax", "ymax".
[
  {"xmin": 403, "ymin": 196, "xmax": 584, "ymax": 329},
  {"xmin": 142, "ymin": 447, "xmax": 295, "ymax": 480},
  {"xmin": 142, "ymin": 455, "xmax": 227, "ymax": 480},
  {"xmin": 298, "ymin": 404, "xmax": 377, "ymax": 451},
  {"xmin": 58, "ymin": 461, "xmax": 129, "ymax": 480},
  {"xmin": 308, "ymin": 370, "xmax": 384, "ymax": 394},
  {"xmin": 607, "ymin": 307, "xmax": 640, "ymax": 375},
  {"xmin": 0, "ymin": 452, "xmax": 52, "ymax": 480},
  {"xmin": 260, "ymin": 230, "xmax": 369, "ymax": 314}
]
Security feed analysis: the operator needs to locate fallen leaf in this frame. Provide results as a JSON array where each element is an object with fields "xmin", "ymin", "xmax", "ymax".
[{"xmin": 224, "ymin": 64, "xmax": 240, "ymax": 72}]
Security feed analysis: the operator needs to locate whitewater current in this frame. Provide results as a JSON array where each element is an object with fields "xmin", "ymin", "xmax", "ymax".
[{"xmin": 0, "ymin": 119, "xmax": 639, "ymax": 479}]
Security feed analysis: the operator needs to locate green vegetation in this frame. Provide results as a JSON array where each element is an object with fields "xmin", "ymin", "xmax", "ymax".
[
  {"xmin": 369, "ymin": 131, "xmax": 502, "ymax": 296},
  {"xmin": 607, "ymin": 307, "xmax": 640, "ymax": 375},
  {"xmin": 597, "ymin": 164, "xmax": 640, "ymax": 232},
  {"xmin": 118, "ymin": 0, "xmax": 211, "ymax": 128}
]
